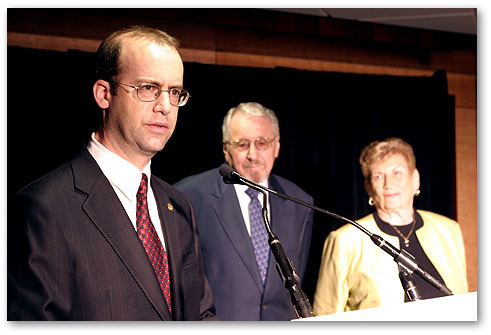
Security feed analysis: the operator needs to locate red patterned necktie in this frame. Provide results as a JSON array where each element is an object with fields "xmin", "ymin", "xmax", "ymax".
[{"xmin": 136, "ymin": 173, "xmax": 172, "ymax": 313}]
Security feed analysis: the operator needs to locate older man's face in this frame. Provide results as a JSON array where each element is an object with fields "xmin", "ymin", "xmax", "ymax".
[{"xmin": 223, "ymin": 111, "xmax": 280, "ymax": 183}]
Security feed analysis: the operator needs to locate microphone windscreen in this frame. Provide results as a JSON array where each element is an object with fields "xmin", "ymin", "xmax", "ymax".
[
  {"xmin": 219, "ymin": 164, "xmax": 235, "ymax": 178},
  {"xmin": 222, "ymin": 177, "xmax": 234, "ymax": 184}
]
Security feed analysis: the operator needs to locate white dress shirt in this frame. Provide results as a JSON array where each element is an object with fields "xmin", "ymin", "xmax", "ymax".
[
  {"xmin": 233, "ymin": 181, "xmax": 271, "ymax": 236},
  {"xmin": 86, "ymin": 133, "xmax": 166, "ymax": 249}
]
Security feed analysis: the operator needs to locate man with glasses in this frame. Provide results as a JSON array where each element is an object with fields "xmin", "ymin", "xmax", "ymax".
[
  {"xmin": 8, "ymin": 26, "xmax": 217, "ymax": 321},
  {"xmin": 175, "ymin": 102, "xmax": 314, "ymax": 320}
]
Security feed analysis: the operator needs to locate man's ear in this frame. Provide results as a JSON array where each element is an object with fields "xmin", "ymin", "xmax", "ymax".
[
  {"xmin": 273, "ymin": 136, "xmax": 280, "ymax": 158},
  {"xmin": 93, "ymin": 80, "xmax": 111, "ymax": 109},
  {"xmin": 223, "ymin": 143, "xmax": 233, "ymax": 166}
]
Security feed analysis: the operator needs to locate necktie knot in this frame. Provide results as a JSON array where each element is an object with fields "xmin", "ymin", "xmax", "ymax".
[
  {"xmin": 138, "ymin": 173, "xmax": 149, "ymax": 197},
  {"xmin": 245, "ymin": 187, "xmax": 260, "ymax": 200}
]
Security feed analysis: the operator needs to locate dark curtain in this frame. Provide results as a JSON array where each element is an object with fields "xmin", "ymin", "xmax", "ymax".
[{"xmin": 7, "ymin": 46, "xmax": 455, "ymax": 301}]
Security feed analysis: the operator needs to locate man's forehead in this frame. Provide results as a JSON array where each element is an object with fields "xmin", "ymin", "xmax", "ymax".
[
  {"xmin": 230, "ymin": 116, "xmax": 274, "ymax": 134},
  {"xmin": 118, "ymin": 39, "xmax": 183, "ymax": 76},
  {"xmin": 120, "ymin": 37, "xmax": 176, "ymax": 55}
]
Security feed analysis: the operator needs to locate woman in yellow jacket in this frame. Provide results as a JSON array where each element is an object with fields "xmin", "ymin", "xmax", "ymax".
[{"xmin": 313, "ymin": 137, "xmax": 468, "ymax": 315}]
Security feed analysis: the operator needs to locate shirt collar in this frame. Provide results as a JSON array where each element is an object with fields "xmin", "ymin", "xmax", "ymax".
[
  {"xmin": 235, "ymin": 179, "xmax": 269, "ymax": 197},
  {"xmin": 87, "ymin": 132, "xmax": 152, "ymax": 202}
]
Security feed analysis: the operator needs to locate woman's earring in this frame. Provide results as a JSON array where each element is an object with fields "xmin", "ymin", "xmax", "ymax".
[
  {"xmin": 414, "ymin": 189, "xmax": 421, "ymax": 196},
  {"xmin": 368, "ymin": 197, "xmax": 375, "ymax": 206}
]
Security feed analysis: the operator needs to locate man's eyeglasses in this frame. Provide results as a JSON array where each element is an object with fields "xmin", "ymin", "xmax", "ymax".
[
  {"xmin": 223, "ymin": 137, "xmax": 276, "ymax": 152},
  {"xmin": 112, "ymin": 81, "xmax": 191, "ymax": 107}
]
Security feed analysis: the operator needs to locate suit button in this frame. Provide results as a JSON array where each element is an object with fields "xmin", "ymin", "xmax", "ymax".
[{"xmin": 261, "ymin": 304, "xmax": 268, "ymax": 310}]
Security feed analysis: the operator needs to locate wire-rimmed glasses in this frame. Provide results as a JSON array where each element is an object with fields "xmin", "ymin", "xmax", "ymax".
[
  {"xmin": 223, "ymin": 137, "xmax": 277, "ymax": 152},
  {"xmin": 112, "ymin": 81, "xmax": 191, "ymax": 107}
]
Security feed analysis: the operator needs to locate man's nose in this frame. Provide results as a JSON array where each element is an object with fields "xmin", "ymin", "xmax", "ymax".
[
  {"xmin": 246, "ymin": 141, "xmax": 259, "ymax": 160},
  {"xmin": 153, "ymin": 91, "xmax": 172, "ymax": 115}
]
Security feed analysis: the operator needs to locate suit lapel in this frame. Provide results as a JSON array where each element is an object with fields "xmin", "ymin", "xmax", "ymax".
[
  {"xmin": 210, "ymin": 175, "xmax": 265, "ymax": 291},
  {"xmin": 265, "ymin": 176, "xmax": 292, "ymax": 285},
  {"xmin": 267, "ymin": 175, "xmax": 291, "ymax": 242},
  {"xmin": 72, "ymin": 150, "xmax": 171, "ymax": 320}
]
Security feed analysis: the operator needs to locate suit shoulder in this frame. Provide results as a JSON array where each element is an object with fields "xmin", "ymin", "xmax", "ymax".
[
  {"xmin": 11, "ymin": 162, "xmax": 76, "ymax": 222},
  {"xmin": 418, "ymin": 210, "xmax": 457, "ymax": 224},
  {"xmin": 330, "ymin": 213, "xmax": 375, "ymax": 240},
  {"xmin": 173, "ymin": 168, "xmax": 219, "ymax": 192},
  {"xmin": 15, "ymin": 162, "xmax": 73, "ymax": 197},
  {"xmin": 152, "ymin": 175, "xmax": 191, "ymax": 204},
  {"xmin": 417, "ymin": 210, "xmax": 461, "ymax": 232},
  {"xmin": 270, "ymin": 174, "xmax": 313, "ymax": 203}
]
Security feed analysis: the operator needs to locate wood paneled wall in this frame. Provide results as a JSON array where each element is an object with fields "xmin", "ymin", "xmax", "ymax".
[{"xmin": 7, "ymin": 8, "xmax": 477, "ymax": 292}]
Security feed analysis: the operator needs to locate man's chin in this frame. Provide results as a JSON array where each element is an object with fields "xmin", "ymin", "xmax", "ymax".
[{"xmin": 243, "ymin": 172, "xmax": 267, "ymax": 184}]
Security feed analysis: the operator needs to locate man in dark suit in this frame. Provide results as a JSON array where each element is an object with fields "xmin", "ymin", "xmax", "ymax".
[
  {"xmin": 8, "ymin": 26, "xmax": 217, "ymax": 321},
  {"xmin": 175, "ymin": 102, "xmax": 314, "ymax": 320}
]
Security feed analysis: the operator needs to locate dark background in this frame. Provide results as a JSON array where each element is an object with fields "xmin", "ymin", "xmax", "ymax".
[{"xmin": 7, "ymin": 46, "xmax": 455, "ymax": 300}]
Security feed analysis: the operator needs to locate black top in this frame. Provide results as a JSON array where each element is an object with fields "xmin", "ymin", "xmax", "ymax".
[{"xmin": 373, "ymin": 211, "xmax": 447, "ymax": 302}]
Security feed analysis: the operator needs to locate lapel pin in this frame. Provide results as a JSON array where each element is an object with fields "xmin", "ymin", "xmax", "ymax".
[{"xmin": 167, "ymin": 203, "xmax": 174, "ymax": 211}]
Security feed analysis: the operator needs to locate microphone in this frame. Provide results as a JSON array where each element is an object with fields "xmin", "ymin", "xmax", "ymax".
[
  {"xmin": 218, "ymin": 164, "xmax": 453, "ymax": 297},
  {"xmin": 219, "ymin": 164, "xmax": 243, "ymax": 185}
]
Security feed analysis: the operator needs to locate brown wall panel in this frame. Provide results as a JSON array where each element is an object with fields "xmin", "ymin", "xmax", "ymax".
[{"xmin": 455, "ymin": 107, "xmax": 477, "ymax": 292}]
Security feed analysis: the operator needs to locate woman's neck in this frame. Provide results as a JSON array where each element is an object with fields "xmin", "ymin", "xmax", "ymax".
[{"xmin": 376, "ymin": 207, "xmax": 414, "ymax": 226}]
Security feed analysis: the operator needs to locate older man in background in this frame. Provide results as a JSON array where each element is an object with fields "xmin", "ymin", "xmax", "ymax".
[{"xmin": 175, "ymin": 102, "xmax": 314, "ymax": 320}]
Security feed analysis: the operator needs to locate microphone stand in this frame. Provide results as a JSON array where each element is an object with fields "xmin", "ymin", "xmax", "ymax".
[
  {"xmin": 231, "ymin": 171, "xmax": 452, "ymax": 297},
  {"xmin": 244, "ymin": 181, "xmax": 315, "ymax": 319}
]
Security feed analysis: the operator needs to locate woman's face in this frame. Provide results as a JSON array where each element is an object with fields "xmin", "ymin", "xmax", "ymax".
[{"xmin": 366, "ymin": 153, "xmax": 420, "ymax": 213}]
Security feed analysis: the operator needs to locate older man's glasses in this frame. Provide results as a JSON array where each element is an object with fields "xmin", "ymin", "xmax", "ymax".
[
  {"xmin": 112, "ymin": 81, "xmax": 191, "ymax": 107},
  {"xmin": 223, "ymin": 137, "xmax": 276, "ymax": 152}
]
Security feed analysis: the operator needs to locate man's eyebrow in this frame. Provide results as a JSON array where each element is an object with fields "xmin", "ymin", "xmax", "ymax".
[
  {"xmin": 138, "ymin": 79, "xmax": 183, "ymax": 89},
  {"xmin": 169, "ymin": 82, "xmax": 183, "ymax": 89},
  {"xmin": 134, "ymin": 79, "xmax": 159, "ymax": 85}
]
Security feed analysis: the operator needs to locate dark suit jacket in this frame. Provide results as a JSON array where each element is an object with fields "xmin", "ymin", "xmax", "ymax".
[
  {"xmin": 8, "ymin": 148, "xmax": 217, "ymax": 321},
  {"xmin": 174, "ymin": 167, "xmax": 314, "ymax": 320}
]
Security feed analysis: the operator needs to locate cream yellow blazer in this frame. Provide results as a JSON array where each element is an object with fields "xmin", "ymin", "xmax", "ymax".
[{"xmin": 313, "ymin": 210, "xmax": 468, "ymax": 315}]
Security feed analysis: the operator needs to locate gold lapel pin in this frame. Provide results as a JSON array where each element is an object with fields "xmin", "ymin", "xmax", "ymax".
[{"xmin": 167, "ymin": 203, "xmax": 174, "ymax": 211}]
